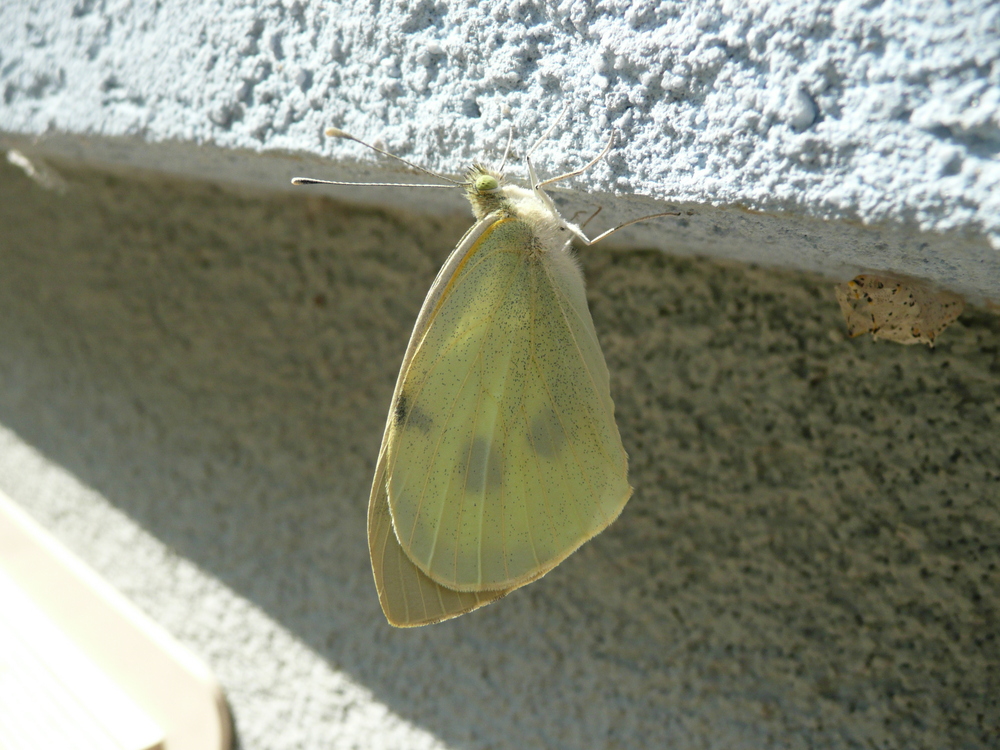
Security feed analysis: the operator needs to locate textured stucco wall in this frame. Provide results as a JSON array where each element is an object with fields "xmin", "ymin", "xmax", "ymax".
[
  {"xmin": 2, "ymin": 0, "xmax": 999, "ymax": 295},
  {"xmin": 2, "ymin": 1, "xmax": 999, "ymax": 748},
  {"xmin": 0, "ymin": 156, "xmax": 997, "ymax": 749}
]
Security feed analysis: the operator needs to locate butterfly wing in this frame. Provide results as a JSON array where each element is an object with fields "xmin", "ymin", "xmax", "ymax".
[
  {"xmin": 383, "ymin": 216, "xmax": 631, "ymax": 592},
  {"xmin": 368, "ymin": 445, "xmax": 509, "ymax": 626},
  {"xmin": 368, "ymin": 216, "xmax": 513, "ymax": 626}
]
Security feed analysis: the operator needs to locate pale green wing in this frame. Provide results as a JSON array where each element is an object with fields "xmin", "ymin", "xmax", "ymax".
[
  {"xmin": 367, "ymin": 214, "xmax": 511, "ymax": 626},
  {"xmin": 385, "ymin": 217, "xmax": 631, "ymax": 592},
  {"xmin": 368, "ymin": 446, "xmax": 509, "ymax": 626}
]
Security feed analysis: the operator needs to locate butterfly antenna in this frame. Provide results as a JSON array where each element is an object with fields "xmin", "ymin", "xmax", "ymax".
[
  {"xmin": 291, "ymin": 177, "xmax": 455, "ymax": 188},
  {"xmin": 291, "ymin": 127, "xmax": 463, "ymax": 188}
]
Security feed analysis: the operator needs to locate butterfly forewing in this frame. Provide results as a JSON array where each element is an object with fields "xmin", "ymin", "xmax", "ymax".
[{"xmin": 384, "ymin": 217, "xmax": 631, "ymax": 592}]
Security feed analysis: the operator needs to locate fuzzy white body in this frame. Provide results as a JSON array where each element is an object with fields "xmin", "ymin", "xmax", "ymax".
[{"xmin": 499, "ymin": 183, "xmax": 580, "ymax": 256}]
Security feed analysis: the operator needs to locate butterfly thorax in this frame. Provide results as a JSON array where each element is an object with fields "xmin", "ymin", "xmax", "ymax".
[{"xmin": 464, "ymin": 164, "xmax": 572, "ymax": 254}]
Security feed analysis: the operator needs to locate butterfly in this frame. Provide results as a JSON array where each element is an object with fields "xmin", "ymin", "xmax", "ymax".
[{"xmin": 294, "ymin": 117, "xmax": 677, "ymax": 626}]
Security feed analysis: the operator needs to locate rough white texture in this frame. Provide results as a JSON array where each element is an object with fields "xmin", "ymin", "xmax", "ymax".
[{"xmin": 2, "ymin": 0, "xmax": 1000, "ymax": 295}]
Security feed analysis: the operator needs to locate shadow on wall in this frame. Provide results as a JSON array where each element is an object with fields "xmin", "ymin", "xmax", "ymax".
[{"xmin": 0, "ymin": 159, "xmax": 997, "ymax": 749}]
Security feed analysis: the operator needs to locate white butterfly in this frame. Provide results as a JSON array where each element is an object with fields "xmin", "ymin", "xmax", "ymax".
[{"xmin": 294, "ymin": 118, "xmax": 677, "ymax": 626}]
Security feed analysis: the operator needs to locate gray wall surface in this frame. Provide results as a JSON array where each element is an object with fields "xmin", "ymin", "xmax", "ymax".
[{"xmin": 0, "ymin": 157, "xmax": 997, "ymax": 749}]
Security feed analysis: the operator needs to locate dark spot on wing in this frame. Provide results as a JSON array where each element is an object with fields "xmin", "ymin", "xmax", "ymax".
[
  {"xmin": 394, "ymin": 392, "xmax": 433, "ymax": 433},
  {"xmin": 394, "ymin": 393, "xmax": 409, "ymax": 426},
  {"xmin": 530, "ymin": 408, "xmax": 565, "ymax": 459},
  {"xmin": 408, "ymin": 406, "xmax": 433, "ymax": 433}
]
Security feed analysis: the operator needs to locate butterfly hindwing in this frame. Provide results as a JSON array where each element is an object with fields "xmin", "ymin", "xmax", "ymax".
[{"xmin": 368, "ymin": 449, "xmax": 508, "ymax": 627}]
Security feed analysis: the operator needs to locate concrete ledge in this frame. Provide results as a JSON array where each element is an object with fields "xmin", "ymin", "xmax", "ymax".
[
  {"xmin": 6, "ymin": 130, "xmax": 999, "ymax": 301},
  {"xmin": 3, "ymin": 1, "xmax": 999, "ymax": 295}
]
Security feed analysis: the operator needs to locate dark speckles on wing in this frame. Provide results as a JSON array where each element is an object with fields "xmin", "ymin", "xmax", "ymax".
[
  {"xmin": 464, "ymin": 436, "xmax": 503, "ymax": 494},
  {"xmin": 395, "ymin": 392, "xmax": 433, "ymax": 434},
  {"xmin": 394, "ymin": 393, "xmax": 409, "ymax": 426},
  {"xmin": 529, "ymin": 407, "xmax": 566, "ymax": 459}
]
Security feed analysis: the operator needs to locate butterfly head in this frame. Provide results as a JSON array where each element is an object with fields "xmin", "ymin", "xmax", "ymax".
[{"xmin": 464, "ymin": 163, "xmax": 508, "ymax": 219}]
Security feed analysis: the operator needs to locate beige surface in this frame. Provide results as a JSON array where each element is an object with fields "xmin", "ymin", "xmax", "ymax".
[
  {"xmin": 0, "ymin": 157, "xmax": 997, "ymax": 748},
  {"xmin": 0, "ymin": 564, "xmax": 163, "ymax": 750},
  {"xmin": 0, "ymin": 491, "xmax": 230, "ymax": 750}
]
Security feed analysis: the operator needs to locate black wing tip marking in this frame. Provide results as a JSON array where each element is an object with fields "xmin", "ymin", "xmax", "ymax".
[{"xmin": 394, "ymin": 392, "xmax": 409, "ymax": 426}]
